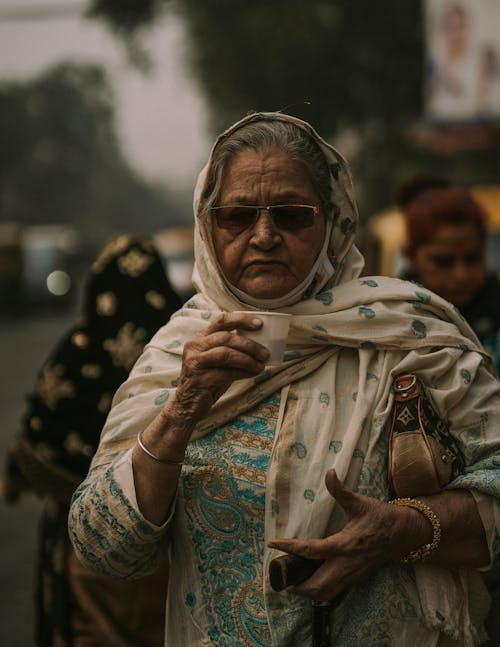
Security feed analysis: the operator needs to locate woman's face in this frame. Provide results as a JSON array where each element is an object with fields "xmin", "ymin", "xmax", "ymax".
[
  {"xmin": 212, "ymin": 147, "xmax": 326, "ymax": 300},
  {"xmin": 408, "ymin": 222, "xmax": 486, "ymax": 307}
]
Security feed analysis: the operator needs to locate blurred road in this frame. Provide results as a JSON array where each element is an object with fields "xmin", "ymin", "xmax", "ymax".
[{"xmin": 0, "ymin": 308, "xmax": 75, "ymax": 647}]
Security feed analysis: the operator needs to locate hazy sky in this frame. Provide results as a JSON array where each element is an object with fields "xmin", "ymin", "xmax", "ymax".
[{"xmin": 0, "ymin": 1, "xmax": 211, "ymax": 190}]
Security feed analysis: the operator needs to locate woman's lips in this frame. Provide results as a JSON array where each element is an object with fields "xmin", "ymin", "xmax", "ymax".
[
  {"xmin": 246, "ymin": 259, "xmax": 284, "ymax": 267},
  {"xmin": 243, "ymin": 260, "xmax": 287, "ymax": 276}
]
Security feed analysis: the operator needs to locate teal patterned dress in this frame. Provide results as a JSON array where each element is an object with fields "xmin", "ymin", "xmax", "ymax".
[{"xmin": 170, "ymin": 393, "xmax": 280, "ymax": 646}]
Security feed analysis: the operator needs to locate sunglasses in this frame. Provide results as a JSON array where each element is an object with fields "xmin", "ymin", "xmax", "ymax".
[
  {"xmin": 429, "ymin": 252, "xmax": 483, "ymax": 269},
  {"xmin": 211, "ymin": 204, "xmax": 320, "ymax": 234}
]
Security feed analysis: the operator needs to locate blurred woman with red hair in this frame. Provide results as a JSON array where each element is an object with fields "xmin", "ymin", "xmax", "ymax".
[{"xmin": 401, "ymin": 182, "xmax": 500, "ymax": 372}]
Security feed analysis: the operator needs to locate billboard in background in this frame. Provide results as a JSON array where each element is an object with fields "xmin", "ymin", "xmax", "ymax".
[{"xmin": 424, "ymin": 0, "xmax": 500, "ymax": 125}]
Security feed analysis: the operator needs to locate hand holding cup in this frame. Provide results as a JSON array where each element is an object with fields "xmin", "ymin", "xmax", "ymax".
[{"xmin": 236, "ymin": 311, "xmax": 292, "ymax": 364}]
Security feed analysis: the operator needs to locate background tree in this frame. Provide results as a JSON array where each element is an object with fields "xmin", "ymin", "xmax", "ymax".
[
  {"xmin": 180, "ymin": 0, "xmax": 426, "ymax": 214},
  {"xmin": 0, "ymin": 62, "xmax": 186, "ymax": 250},
  {"xmin": 85, "ymin": 0, "xmax": 499, "ymax": 220}
]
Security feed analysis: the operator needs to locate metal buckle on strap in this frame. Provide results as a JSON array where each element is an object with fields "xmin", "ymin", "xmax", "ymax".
[{"xmin": 393, "ymin": 373, "xmax": 417, "ymax": 398}]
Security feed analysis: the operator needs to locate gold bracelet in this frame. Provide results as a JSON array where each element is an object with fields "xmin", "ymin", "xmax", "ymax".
[
  {"xmin": 136, "ymin": 430, "xmax": 184, "ymax": 466},
  {"xmin": 389, "ymin": 497, "xmax": 441, "ymax": 564}
]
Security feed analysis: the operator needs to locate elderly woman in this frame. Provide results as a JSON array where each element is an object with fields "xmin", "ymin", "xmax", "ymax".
[{"xmin": 69, "ymin": 112, "xmax": 500, "ymax": 646}]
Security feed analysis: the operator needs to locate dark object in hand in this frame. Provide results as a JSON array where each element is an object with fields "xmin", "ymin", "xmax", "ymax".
[{"xmin": 269, "ymin": 554, "xmax": 324, "ymax": 591}]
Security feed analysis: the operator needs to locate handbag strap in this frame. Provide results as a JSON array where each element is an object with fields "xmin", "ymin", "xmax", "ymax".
[
  {"xmin": 391, "ymin": 373, "xmax": 424, "ymax": 434},
  {"xmin": 391, "ymin": 373, "xmax": 465, "ymax": 473}
]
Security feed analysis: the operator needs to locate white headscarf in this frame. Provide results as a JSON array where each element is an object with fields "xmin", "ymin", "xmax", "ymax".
[
  {"xmin": 95, "ymin": 110, "xmax": 490, "ymax": 461},
  {"xmin": 192, "ymin": 111, "xmax": 365, "ymax": 311}
]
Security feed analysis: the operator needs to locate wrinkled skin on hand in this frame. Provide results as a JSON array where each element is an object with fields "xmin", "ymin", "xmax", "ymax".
[
  {"xmin": 172, "ymin": 312, "xmax": 270, "ymax": 425},
  {"xmin": 268, "ymin": 470, "xmax": 419, "ymax": 603}
]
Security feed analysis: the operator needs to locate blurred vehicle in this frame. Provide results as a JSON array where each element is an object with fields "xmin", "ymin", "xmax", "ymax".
[
  {"xmin": 153, "ymin": 227, "xmax": 195, "ymax": 302},
  {"xmin": 0, "ymin": 223, "xmax": 80, "ymax": 312},
  {"xmin": 362, "ymin": 185, "xmax": 500, "ymax": 277}
]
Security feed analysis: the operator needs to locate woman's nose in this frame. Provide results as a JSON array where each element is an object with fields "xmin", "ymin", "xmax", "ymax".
[{"xmin": 249, "ymin": 210, "xmax": 282, "ymax": 248}]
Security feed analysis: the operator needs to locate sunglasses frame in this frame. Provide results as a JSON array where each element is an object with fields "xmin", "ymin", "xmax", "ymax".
[{"xmin": 210, "ymin": 204, "xmax": 321, "ymax": 233}]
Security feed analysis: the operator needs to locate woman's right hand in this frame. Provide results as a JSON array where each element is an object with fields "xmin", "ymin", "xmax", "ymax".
[
  {"xmin": 172, "ymin": 312, "xmax": 270, "ymax": 424},
  {"xmin": 132, "ymin": 312, "xmax": 269, "ymax": 525}
]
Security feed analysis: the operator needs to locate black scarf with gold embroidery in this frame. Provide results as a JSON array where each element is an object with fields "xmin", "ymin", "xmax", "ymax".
[
  {"xmin": 6, "ymin": 233, "xmax": 182, "ymax": 503},
  {"xmin": 3, "ymin": 234, "xmax": 181, "ymax": 647}
]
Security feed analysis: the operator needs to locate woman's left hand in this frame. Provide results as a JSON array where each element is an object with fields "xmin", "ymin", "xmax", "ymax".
[{"xmin": 267, "ymin": 469, "xmax": 429, "ymax": 602}]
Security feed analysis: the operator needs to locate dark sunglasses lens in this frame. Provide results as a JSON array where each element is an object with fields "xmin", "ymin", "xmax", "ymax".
[
  {"xmin": 215, "ymin": 206, "xmax": 257, "ymax": 232},
  {"xmin": 271, "ymin": 205, "xmax": 315, "ymax": 231}
]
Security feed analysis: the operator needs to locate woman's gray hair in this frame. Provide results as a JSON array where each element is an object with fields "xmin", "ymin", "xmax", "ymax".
[{"xmin": 201, "ymin": 120, "xmax": 334, "ymax": 218}]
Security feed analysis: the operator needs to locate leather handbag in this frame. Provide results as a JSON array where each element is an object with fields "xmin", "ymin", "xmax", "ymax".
[{"xmin": 388, "ymin": 373, "xmax": 464, "ymax": 498}]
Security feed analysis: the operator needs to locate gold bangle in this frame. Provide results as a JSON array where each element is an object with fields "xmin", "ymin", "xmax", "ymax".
[
  {"xmin": 389, "ymin": 497, "xmax": 441, "ymax": 564},
  {"xmin": 136, "ymin": 430, "xmax": 184, "ymax": 466}
]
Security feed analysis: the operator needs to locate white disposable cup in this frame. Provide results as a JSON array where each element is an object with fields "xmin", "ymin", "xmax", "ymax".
[{"xmin": 236, "ymin": 311, "xmax": 292, "ymax": 365}]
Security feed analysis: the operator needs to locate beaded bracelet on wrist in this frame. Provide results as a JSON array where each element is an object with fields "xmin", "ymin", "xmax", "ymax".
[{"xmin": 389, "ymin": 497, "xmax": 442, "ymax": 564}]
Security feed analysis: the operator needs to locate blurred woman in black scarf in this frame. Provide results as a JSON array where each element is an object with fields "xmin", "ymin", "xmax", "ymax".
[{"xmin": 2, "ymin": 234, "xmax": 182, "ymax": 646}]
